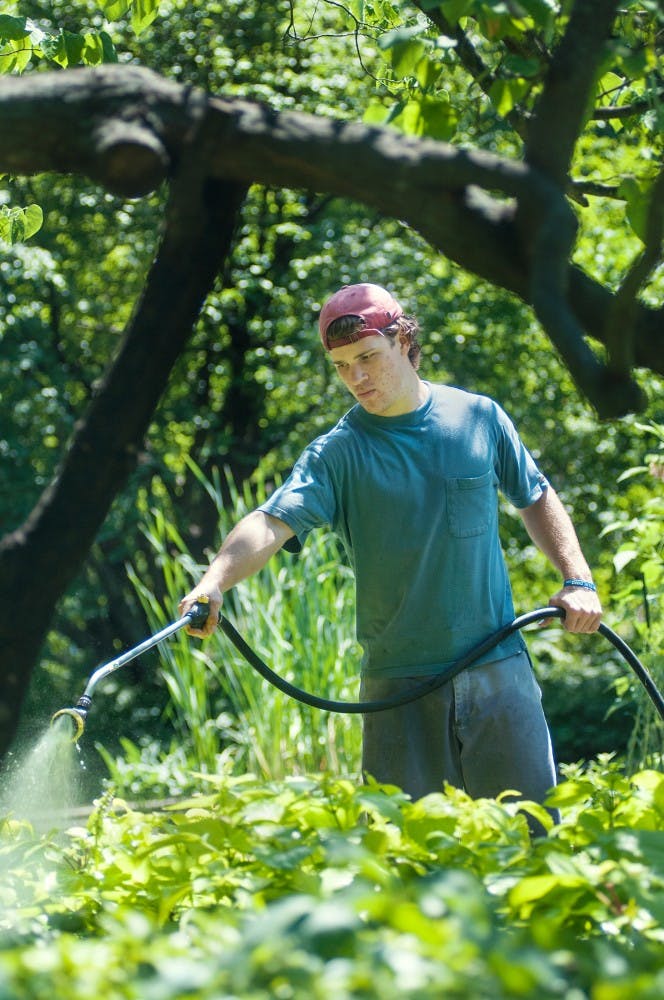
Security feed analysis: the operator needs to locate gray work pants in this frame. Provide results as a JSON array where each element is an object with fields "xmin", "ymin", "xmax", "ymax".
[{"xmin": 360, "ymin": 651, "xmax": 559, "ymax": 825}]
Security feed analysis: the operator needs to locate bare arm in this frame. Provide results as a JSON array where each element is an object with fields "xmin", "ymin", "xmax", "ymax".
[
  {"xmin": 519, "ymin": 487, "xmax": 602, "ymax": 633},
  {"xmin": 178, "ymin": 510, "xmax": 295, "ymax": 636}
]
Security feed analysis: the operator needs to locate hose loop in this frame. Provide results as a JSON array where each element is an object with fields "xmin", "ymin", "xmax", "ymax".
[{"xmin": 219, "ymin": 607, "xmax": 664, "ymax": 719}]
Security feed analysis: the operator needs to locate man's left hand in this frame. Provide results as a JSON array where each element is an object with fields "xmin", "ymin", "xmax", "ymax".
[{"xmin": 548, "ymin": 584, "xmax": 602, "ymax": 633}]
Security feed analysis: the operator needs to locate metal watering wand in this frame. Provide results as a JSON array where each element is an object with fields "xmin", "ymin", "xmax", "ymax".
[{"xmin": 51, "ymin": 600, "xmax": 211, "ymax": 742}]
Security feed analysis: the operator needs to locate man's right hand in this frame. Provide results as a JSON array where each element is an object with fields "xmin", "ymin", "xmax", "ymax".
[{"xmin": 178, "ymin": 591, "xmax": 222, "ymax": 638}]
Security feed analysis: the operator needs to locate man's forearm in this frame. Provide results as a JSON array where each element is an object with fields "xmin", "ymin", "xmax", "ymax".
[
  {"xmin": 179, "ymin": 510, "xmax": 295, "ymax": 635},
  {"xmin": 198, "ymin": 510, "xmax": 295, "ymax": 595},
  {"xmin": 519, "ymin": 487, "xmax": 593, "ymax": 582},
  {"xmin": 519, "ymin": 486, "xmax": 602, "ymax": 632}
]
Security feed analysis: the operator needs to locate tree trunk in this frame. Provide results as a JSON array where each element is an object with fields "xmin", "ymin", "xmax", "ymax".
[{"xmin": 0, "ymin": 169, "xmax": 247, "ymax": 759}]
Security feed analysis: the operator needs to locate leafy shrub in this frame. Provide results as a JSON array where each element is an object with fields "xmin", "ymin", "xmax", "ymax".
[{"xmin": 1, "ymin": 759, "xmax": 663, "ymax": 998}]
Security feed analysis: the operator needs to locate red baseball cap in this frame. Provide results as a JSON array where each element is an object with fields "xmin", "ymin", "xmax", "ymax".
[{"xmin": 319, "ymin": 283, "xmax": 404, "ymax": 350}]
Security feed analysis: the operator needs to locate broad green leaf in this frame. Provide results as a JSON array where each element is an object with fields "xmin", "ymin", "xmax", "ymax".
[
  {"xmin": 0, "ymin": 37, "xmax": 33, "ymax": 74},
  {"xmin": 489, "ymin": 77, "xmax": 531, "ymax": 117},
  {"xmin": 503, "ymin": 53, "xmax": 542, "ymax": 78},
  {"xmin": 597, "ymin": 70, "xmax": 624, "ymax": 100},
  {"xmin": 437, "ymin": 0, "xmax": 474, "ymax": 24},
  {"xmin": 22, "ymin": 204, "xmax": 44, "ymax": 237},
  {"xmin": 618, "ymin": 176, "xmax": 650, "ymax": 243},
  {"xmin": 97, "ymin": 0, "xmax": 160, "ymax": 36},
  {"xmin": 0, "ymin": 205, "xmax": 43, "ymax": 244},
  {"xmin": 613, "ymin": 548, "xmax": 639, "ymax": 573},
  {"xmin": 515, "ymin": 0, "xmax": 557, "ymax": 27},
  {"xmin": 346, "ymin": 1, "xmax": 365, "ymax": 19},
  {"xmin": 0, "ymin": 14, "xmax": 30, "ymax": 41},
  {"xmin": 131, "ymin": 0, "xmax": 162, "ymax": 36},
  {"xmin": 390, "ymin": 39, "xmax": 428, "ymax": 80},
  {"xmin": 62, "ymin": 30, "xmax": 85, "ymax": 67},
  {"xmin": 99, "ymin": 30, "xmax": 118, "ymax": 63},
  {"xmin": 98, "ymin": 0, "xmax": 133, "ymax": 19},
  {"xmin": 363, "ymin": 101, "xmax": 392, "ymax": 126},
  {"xmin": 81, "ymin": 33, "xmax": 106, "ymax": 66},
  {"xmin": 508, "ymin": 872, "xmax": 587, "ymax": 907},
  {"xmin": 388, "ymin": 95, "xmax": 458, "ymax": 140},
  {"xmin": 545, "ymin": 778, "xmax": 596, "ymax": 807}
]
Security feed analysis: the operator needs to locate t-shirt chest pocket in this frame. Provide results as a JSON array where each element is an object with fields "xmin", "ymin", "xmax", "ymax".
[{"xmin": 446, "ymin": 470, "xmax": 495, "ymax": 537}]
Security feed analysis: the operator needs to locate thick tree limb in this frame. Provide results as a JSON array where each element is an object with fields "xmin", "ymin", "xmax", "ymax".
[{"xmin": 0, "ymin": 64, "xmax": 661, "ymax": 415}]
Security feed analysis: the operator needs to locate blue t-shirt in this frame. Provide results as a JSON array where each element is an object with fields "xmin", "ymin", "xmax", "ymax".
[{"xmin": 259, "ymin": 383, "xmax": 548, "ymax": 678}]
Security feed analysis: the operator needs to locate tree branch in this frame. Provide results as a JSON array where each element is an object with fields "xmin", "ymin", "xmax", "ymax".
[
  {"xmin": 0, "ymin": 64, "xmax": 661, "ymax": 415},
  {"xmin": 525, "ymin": 0, "xmax": 621, "ymax": 184},
  {"xmin": 593, "ymin": 90, "xmax": 664, "ymax": 120},
  {"xmin": 603, "ymin": 165, "xmax": 664, "ymax": 374}
]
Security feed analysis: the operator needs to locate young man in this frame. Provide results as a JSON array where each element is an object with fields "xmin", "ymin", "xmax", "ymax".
[{"xmin": 179, "ymin": 283, "xmax": 602, "ymax": 819}]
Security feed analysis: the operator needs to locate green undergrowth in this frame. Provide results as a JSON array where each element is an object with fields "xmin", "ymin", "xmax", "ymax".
[{"xmin": 1, "ymin": 757, "xmax": 663, "ymax": 999}]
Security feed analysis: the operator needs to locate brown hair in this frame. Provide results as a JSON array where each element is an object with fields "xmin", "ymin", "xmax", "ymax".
[{"xmin": 325, "ymin": 314, "xmax": 422, "ymax": 369}]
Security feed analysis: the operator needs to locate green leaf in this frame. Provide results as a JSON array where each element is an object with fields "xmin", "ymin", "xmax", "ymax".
[
  {"xmin": 489, "ymin": 77, "xmax": 531, "ymax": 117},
  {"xmin": 388, "ymin": 94, "xmax": 458, "ymax": 140},
  {"xmin": 503, "ymin": 53, "xmax": 542, "ymax": 78},
  {"xmin": 81, "ymin": 33, "xmax": 106, "ymax": 66},
  {"xmin": 98, "ymin": 0, "xmax": 133, "ymax": 19},
  {"xmin": 99, "ymin": 30, "xmax": 118, "ymax": 63},
  {"xmin": 390, "ymin": 39, "xmax": 428, "ymax": 80},
  {"xmin": 41, "ymin": 27, "xmax": 117, "ymax": 67},
  {"xmin": 618, "ymin": 176, "xmax": 650, "ymax": 243},
  {"xmin": 437, "ymin": 0, "xmax": 474, "ymax": 24},
  {"xmin": 346, "ymin": 1, "xmax": 365, "ymax": 18},
  {"xmin": 613, "ymin": 549, "xmax": 639, "ymax": 573},
  {"xmin": 0, "ymin": 37, "xmax": 33, "ymax": 74},
  {"xmin": 131, "ymin": 0, "xmax": 162, "ymax": 36},
  {"xmin": 508, "ymin": 872, "xmax": 587, "ymax": 908},
  {"xmin": 0, "ymin": 14, "xmax": 30, "ymax": 41},
  {"xmin": 0, "ymin": 204, "xmax": 43, "ymax": 244},
  {"xmin": 616, "ymin": 465, "xmax": 649, "ymax": 483},
  {"xmin": 515, "ymin": 0, "xmax": 557, "ymax": 28},
  {"xmin": 97, "ymin": 0, "xmax": 160, "ymax": 36}
]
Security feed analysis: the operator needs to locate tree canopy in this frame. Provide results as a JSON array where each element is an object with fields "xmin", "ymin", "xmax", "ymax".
[{"xmin": 0, "ymin": 0, "xmax": 663, "ymax": 758}]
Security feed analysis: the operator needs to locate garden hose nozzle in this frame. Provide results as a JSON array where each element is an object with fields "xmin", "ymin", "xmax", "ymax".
[
  {"xmin": 51, "ymin": 695, "xmax": 92, "ymax": 743},
  {"xmin": 50, "ymin": 601, "xmax": 210, "ymax": 741}
]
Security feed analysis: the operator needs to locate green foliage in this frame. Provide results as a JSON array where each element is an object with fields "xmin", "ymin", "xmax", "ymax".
[
  {"xmin": 1, "ymin": 761, "xmax": 663, "ymax": 997},
  {"xmin": 600, "ymin": 421, "xmax": 664, "ymax": 769},
  {"xmin": 0, "ymin": 6, "xmax": 118, "ymax": 75},
  {"xmin": 97, "ymin": 0, "xmax": 161, "ymax": 37},
  {"xmin": 121, "ymin": 465, "xmax": 363, "ymax": 784}
]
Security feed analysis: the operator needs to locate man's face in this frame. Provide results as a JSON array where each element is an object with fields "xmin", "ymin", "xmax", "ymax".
[{"xmin": 329, "ymin": 334, "xmax": 415, "ymax": 416}]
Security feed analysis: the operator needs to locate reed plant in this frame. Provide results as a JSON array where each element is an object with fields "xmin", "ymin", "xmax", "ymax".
[{"xmin": 128, "ymin": 463, "xmax": 363, "ymax": 782}]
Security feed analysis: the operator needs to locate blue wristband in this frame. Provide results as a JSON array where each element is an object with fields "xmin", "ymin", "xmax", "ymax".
[{"xmin": 563, "ymin": 578, "xmax": 597, "ymax": 592}]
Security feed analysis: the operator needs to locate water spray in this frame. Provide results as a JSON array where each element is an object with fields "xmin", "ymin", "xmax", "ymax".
[{"xmin": 51, "ymin": 600, "xmax": 211, "ymax": 742}]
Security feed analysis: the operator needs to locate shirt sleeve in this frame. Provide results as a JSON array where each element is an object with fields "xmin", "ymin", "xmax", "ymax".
[
  {"xmin": 258, "ymin": 444, "xmax": 338, "ymax": 550},
  {"xmin": 492, "ymin": 402, "xmax": 549, "ymax": 508}
]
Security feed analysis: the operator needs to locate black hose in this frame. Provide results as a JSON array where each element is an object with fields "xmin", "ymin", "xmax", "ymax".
[{"xmin": 219, "ymin": 606, "xmax": 664, "ymax": 719}]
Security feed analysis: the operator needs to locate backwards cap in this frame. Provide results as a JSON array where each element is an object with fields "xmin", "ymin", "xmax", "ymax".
[{"xmin": 318, "ymin": 283, "xmax": 404, "ymax": 351}]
